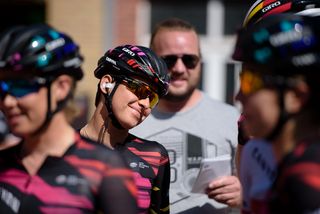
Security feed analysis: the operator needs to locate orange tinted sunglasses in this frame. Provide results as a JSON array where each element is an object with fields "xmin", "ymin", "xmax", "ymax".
[{"xmin": 122, "ymin": 79, "xmax": 159, "ymax": 108}]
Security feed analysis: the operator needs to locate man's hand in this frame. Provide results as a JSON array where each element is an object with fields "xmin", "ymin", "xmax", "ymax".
[{"xmin": 205, "ymin": 175, "xmax": 242, "ymax": 207}]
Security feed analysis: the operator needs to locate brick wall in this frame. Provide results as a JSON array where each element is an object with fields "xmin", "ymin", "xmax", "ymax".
[
  {"xmin": 45, "ymin": 0, "xmax": 141, "ymax": 124},
  {"xmin": 113, "ymin": 0, "xmax": 139, "ymax": 46},
  {"xmin": 46, "ymin": 0, "xmax": 105, "ymax": 119}
]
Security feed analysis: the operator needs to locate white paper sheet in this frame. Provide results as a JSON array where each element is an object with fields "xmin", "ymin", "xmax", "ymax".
[{"xmin": 191, "ymin": 155, "xmax": 232, "ymax": 194}]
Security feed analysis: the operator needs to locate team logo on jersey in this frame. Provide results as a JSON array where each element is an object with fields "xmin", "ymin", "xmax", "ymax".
[
  {"xmin": 55, "ymin": 175, "xmax": 87, "ymax": 186},
  {"xmin": 129, "ymin": 162, "xmax": 150, "ymax": 169},
  {"xmin": 0, "ymin": 187, "xmax": 20, "ymax": 213},
  {"xmin": 130, "ymin": 162, "xmax": 138, "ymax": 168}
]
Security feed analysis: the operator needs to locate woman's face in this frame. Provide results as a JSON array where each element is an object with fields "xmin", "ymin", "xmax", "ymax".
[
  {"xmin": 111, "ymin": 81, "xmax": 153, "ymax": 130},
  {"xmin": 235, "ymin": 64, "xmax": 280, "ymax": 139},
  {"xmin": 237, "ymin": 89, "xmax": 280, "ymax": 139},
  {"xmin": 0, "ymin": 78, "xmax": 48, "ymax": 137}
]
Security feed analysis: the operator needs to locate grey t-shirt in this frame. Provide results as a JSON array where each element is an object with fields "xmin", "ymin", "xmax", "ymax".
[{"xmin": 131, "ymin": 92, "xmax": 239, "ymax": 214}]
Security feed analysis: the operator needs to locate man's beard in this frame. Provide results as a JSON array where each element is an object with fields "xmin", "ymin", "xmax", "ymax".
[{"xmin": 162, "ymin": 87, "xmax": 196, "ymax": 102}]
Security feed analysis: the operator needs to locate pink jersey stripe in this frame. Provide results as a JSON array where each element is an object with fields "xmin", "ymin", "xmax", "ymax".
[{"xmin": 0, "ymin": 169, "xmax": 93, "ymax": 210}]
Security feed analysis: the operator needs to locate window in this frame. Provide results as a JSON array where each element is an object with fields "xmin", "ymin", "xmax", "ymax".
[
  {"xmin": 0, "ymin": 0, "xmax": 45, "ymax": 32},
  {"xmin": 150, "ymin": 0, "xmax": 208, "ymax": 35},
  {"xmin": 224, "ymin": 0, "xmax": 252, "ymax": 35}
]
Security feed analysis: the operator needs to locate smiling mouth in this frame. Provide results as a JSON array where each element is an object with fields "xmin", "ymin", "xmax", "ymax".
[
  {"xmin": 131, "ymin": 107, "xmax": 142, "ymax": 117},
  {"xmin": 170, "ymin": 78, "xmax": 186, "ymax": 86},
  {"xmin": 171, "ymin": 78, "xmax": 184, "ymax": 82},
  {"xmin": 7, "ymin": 115, "xmax": 21, "ymax": 126}
]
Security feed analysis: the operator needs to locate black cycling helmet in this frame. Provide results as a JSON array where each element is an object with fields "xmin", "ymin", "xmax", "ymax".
[
  {"xmin": 0, "ymin": 24, "xmax": 83, "ymax": 80},
  {"xmin": 233, "ymin": 13, "xmax": 320, "ymax": 74},
  {"xmin": 0, "ymin": 24, "xmax": 84, "ymax": 135},
  {"xmin": 94, "ymin": 44, "xmax": 169, "ymax": 130},
  {"xmin": 243, "ymin": 0, "xmax": 320, "ymax": 27},
  {"xmin": 234, "ymin": 13, "xmax": 320, "ymax": 141},
  {"xmin": 94, "ymin": 44, "xmax": 169, "ymax": 98}
]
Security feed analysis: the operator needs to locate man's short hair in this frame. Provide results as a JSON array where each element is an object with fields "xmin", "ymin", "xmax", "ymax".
[{"xmin": 150, "ymin": 18, "xmax": 198, "ymax": 49}]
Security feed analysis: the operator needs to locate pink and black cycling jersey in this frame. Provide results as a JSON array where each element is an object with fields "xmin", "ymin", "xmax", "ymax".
[
  {"xmin": 269, "ymin": 139, "xmax": 320, "ymax": 213},
  {"xmin": 0, "ymin": 133, "xmax": 138, "ymax": 214},
  {"xmin": 116, "ymin": 134, "xmax": 170, "ymax": 214}
]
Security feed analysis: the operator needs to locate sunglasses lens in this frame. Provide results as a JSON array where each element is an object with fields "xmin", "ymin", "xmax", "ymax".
[
  {"xmin": 162, "ymin": 55, "xmax": 178, "ymax": 69},
  {"xmin": 162, "ymin": 54, "xmax": 199, "ymax": 69},
  {"xmin": 182, "ymin": 55, "xmax": 199, "ymax": 69},
  {"xmin": 0, "ymin": 79, "xmax": 45, "ymax": 99},
  {"xmin": 142, "ymin": 89, "xmax": 159, "ymax": 108},
  {"xmin": 240, "ymin": 70, "xmax": 264, "ymax": 95},
  {"xmin": 123, "ymin": 80, "xmax": 159, "ymax": 108},
  {"xmin": 150, "ymin": 94, "xmax": 159, "ymax": 108}
]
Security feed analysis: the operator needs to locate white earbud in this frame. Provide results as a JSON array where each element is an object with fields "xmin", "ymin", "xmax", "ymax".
[{"xmin": 102, "ymin": 82, "xmax": 115, "ymax": 89}]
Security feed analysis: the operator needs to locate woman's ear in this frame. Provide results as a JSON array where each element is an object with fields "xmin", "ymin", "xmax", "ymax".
[
  {"xmin": 53, "ymin": 75, "xmax": 73, "ymax": 102},
  {"xmin": 99, "ymin": 75, "xmax": 115, "ymax": 94},
  {"xmin": 285, "ymin": 80, "xmax": 309, "ymax": 114}
]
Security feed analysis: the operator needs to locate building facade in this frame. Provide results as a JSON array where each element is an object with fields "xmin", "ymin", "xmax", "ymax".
[{"xmin": 0, "ymin": 0, "xmax": 251, "ymax": 127}]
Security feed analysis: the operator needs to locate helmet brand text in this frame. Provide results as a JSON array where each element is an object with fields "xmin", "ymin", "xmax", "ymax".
[
  {"xmin": 105, "ymin": 57, "xmax": 116, "ymax": 65},
  {"xmin": 45, "ymin": 38, "xmax": 65, "ymax": 51},
  {"xmin": 262, "ymin": 1, "xmax": 281, "ymax": 13},
  {"xmin": 122, "ymin": 47, "xmax": 135, "ymax": 56},
  {"xmin": 270, "ymin": 27, "xmax": 310, "ymax": 47}
]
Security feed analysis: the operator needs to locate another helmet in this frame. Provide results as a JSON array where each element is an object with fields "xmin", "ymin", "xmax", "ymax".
[
  {"xmin": 233, "ymin": 13, "xmax": 320, "ymax": 74},
  {"xmin": 94, "ymin": 45, "xmax": 169, "ymax": 97},
  {"xmin": 0, "ymin": 24, "xmax": 83, "ymax": 80},
  {"xmin": 243, "ymin": 0, "xmax": 320, "ymax": 27}
]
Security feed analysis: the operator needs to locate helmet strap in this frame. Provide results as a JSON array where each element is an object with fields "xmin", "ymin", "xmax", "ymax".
[
  {"xmin": 32, "ymin": 78, "xmax": 71, "ymax": 136},
  {"xmin": 31, "ymin": 80, "xmax": 53, "ymax": 136},
  {"xmin": 103, "ymin": 82, "xmax": 125, "ymax": 130},
  {"xmin": 266, "ymin": 88, "xmax": 292, "ymax": 142}
]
